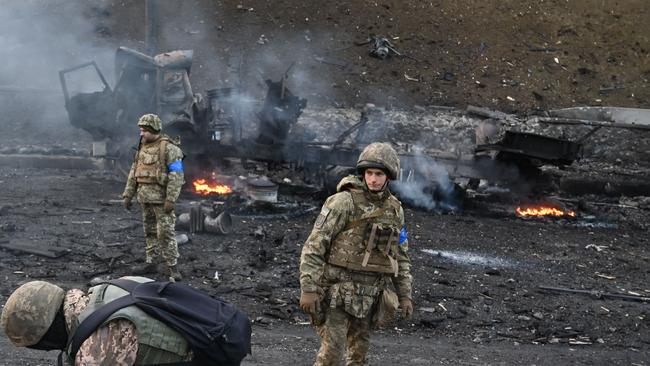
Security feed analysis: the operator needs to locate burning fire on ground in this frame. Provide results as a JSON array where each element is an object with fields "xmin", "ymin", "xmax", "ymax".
[
  {"xmin": 515, "ymin": 204, "xmax": 576, "ymax": 218},
  {"xmin": 192, "ymin": 178, "xmax": 232, "ymax": 195}
]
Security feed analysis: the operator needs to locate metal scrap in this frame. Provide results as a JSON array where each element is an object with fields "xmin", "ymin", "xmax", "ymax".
[
  {"xmin": 0, "ymin": 241, "xmax": 69, "ymax": 258},
  {"xmin": 542, "ymin": 106, "xmax": 650, "ymax": 128},
  {"xmin": 538, "ymin": 285, "xmax": 650, "ymax": 303},
  {"xmin": 369, "ymin": 36, "xmax": 398, "ymax": 59},
  {"xmin": 358, "ymin": 36, "xmax": 421, "ymax": 62},
  {"xmin": 313, "ymin": 56, "xmax": 348, "ymax": 68},
  {"xmin": 255, "ymin": 66, "xmax": 307, "ymax": 145}
]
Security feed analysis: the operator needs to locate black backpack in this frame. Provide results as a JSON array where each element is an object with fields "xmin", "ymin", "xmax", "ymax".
[{"xmin": 60, "ymin": 279, "xmax": 252, "ymax": 366}]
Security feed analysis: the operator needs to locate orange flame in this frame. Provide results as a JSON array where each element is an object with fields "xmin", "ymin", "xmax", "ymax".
[
  {"xmin": 192, "ymin": 178, "xmax": 232, "ymax": 195},
  {"xmin": 516, "ymin": 205, "xmax": 576, "ymax": 218}
]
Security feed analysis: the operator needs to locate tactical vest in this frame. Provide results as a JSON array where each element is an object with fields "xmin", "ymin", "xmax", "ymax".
[
  {"xmin": 327, "ymin": 190, "xmax": 402, "ymax": 275},
  {"xmin": 134, "ymin": 138, "xmax": 170, "ymax": 186},
  {"xmin": 68, "ymin": 277, "xmax": 190, "ymax": 364}
]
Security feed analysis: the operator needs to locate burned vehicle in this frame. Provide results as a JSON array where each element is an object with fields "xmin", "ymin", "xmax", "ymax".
[
  {"xmin": 57, "ymin": 47, "xmax": 577, "ymax": 209},
  {"xmin": 60, "ymin": 48, "xmax": 648, "ymax": 210},
  {"xmin": 60, "ymin": 47, "xmax": 306, "ymax": 175},
  {"xmin": 60, "ymin": 47, "xmax": 205, "ymax": 144}
]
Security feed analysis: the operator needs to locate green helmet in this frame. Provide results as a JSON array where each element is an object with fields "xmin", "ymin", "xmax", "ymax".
[
  {"xmin": 1, "ymin": 281, "xmax": 65, "ymax": 347},
  {"xmin": 138, "ymin": 113, "xmax": 162, "ymax": 132},
  {"xmin": 356, "ymin": 142, "xmax": 400, "ymax": 180}
]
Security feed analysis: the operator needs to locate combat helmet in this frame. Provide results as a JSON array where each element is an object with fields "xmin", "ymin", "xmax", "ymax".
[
  {"xmin": 138, "ymin": 113, "xmax": 162, "ymax": 132},
  {"xmin": 1, "ymin": 281, "xmax": 65, "ymax": 347},
  {"xmin": 356, "ymin": 142, "xmax": 400, "ymax": 180}
]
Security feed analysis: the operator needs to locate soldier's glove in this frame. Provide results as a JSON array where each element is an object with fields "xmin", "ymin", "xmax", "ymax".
[
  {"xmin": 400, "ymin": 298, "xmax": 413, "ymax": 319},
  {"xmin": 123, "ymin": 197, "xmax": 132, "ymax": 210},
  {"xmin": 299, "ymin": 292, "xmax": 320, "ymax": 315},
  {"xmin": 163, "ymin": 200, "xmax": 175, "ymax": 214}
]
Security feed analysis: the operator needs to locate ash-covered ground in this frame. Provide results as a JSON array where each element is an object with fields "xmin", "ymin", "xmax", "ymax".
[
  {"xmin": 1, "ymin": 1, "xmax": 650, "ymax": 365},
  {"xmin": 1, "ymin": 155, "xmax": 649, "ymax": 365}
]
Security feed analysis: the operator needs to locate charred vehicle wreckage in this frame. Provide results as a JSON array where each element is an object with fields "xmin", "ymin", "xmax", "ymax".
[
  {"xmin": 59, "ymin": 47, "xmax": 650, "ymax": 216},
  {"xmin": 60, "ymin": 47, "xmax": 306, "ymax": 173}
]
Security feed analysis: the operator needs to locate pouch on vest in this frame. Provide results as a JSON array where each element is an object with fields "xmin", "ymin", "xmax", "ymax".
[
  {"xmin": 362, "ymin": 223, "xmax": 399, "ymax": 275},
  {"xmin": 135, "ymin": 140, "xmax": 169, "ymax": 186},
  {"xmin": 63, "ymin": 279, "xmax": 252, "ymax": 366},
  {"xmin": 135, "ymin": 149, "xmax": 159, "ymax": 183},
  {"xmin": 331, "ymin": 281, "xmax": 379, "ymax": 319},
  {"xmin": 372, "ymin": 288, "xmax": 399, "ymax": 329}
]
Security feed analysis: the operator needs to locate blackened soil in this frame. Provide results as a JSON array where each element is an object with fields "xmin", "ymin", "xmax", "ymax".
[{"xmin": 0, "ymin": 167, "xmax": 648, "ymax": 365}]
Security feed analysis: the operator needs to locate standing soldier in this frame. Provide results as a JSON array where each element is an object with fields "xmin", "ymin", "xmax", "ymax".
[
  {"xmin": 122, "ymin": 114, "xmax": 185, "ymax": 282},
  {"xmin": 300, "ymin": 142, "xmax": 413, "ymax": 366}
]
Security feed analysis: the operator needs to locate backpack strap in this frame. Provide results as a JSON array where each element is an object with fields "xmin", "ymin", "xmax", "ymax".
[
  {"xmin": 343, "ymin": 207, "xmax": 388, "ymax": 230},
  {"xmin": 160, "ymin": 139, "xmax": 169, "ymax": 167},
  {"xmin": 108, "ymin": 278, "xmax": 139, "ymax": 292},
  {"xmin": 110, "ymin": 278, "xmax": 173, "ymax": 295}
]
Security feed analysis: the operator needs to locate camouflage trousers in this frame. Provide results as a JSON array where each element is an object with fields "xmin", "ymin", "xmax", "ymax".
[
  {"xmin": 314, "ymin": 306, "xmax": 373, "ymax": 366},
  {"xmin": 141, "ymin": 203, "xmax": 179, "ymax": 266}
]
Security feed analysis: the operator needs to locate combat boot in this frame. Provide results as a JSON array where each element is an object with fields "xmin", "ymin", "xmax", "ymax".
[
  {"xmin": 133, "ymin": 257, "xmax": 159, "ymax": 275},
  {"xmin": 143, "ymin": 258, "xmax": 159, "ymax": 273},
  {"xmin": 168, "ymin": 265, "xmax": 182, "ymax": 282}
]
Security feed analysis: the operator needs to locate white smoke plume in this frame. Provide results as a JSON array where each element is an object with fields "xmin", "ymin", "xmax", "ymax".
[
  {"xmin": 0, "ymin": 0, "xmax": 115, "ymax": 147},
  {"xmin": 391, "ymin": 147, "xmax": 460, "ymax": 211}
]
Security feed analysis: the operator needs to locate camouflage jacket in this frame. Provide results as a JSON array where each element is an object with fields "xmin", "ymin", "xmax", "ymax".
[
  {"xmin": 63, "ymin": 289, "xmax": 138, "ymax": 366},
  {"xmin": 122, "ymin": 135, "xmax": 185, "ymax": 204},
  {"xmin": 300, "ymin": 175, "xmax": 413, "ymax": 301}
]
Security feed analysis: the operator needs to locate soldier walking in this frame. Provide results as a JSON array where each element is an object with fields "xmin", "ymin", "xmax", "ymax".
[
  {"xmin": 300, "ymin": 142, "xmax": 414, "ymax": 366},
  {"xmin": 122, "ymin": 114, "xmax": 185, "ymax": 282}
]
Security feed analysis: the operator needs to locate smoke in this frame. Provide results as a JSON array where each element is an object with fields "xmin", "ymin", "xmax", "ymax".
[
  {"xmin": 0, "ymin": 0, "xmax": 115, "ymax": 146},
  {"xmin": 391, "ymin": 147, "xmax": 461, "ymax": 212},
  {"xmin": 247, "ymin": 30, "xmax": 341, "ymax": 116},
  {"xmin": 0, "ymin": 1, "xmax": 110, "ymax": 86},
  {"xmin": 152, "ymin": 1, "xmax": 341, "ymax": 143},
  {"xmin": 207, "ymin": 88, "xmax": 260, "ymax": 141}
]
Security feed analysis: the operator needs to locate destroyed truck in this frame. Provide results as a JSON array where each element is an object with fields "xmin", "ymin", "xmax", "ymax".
[
  {"xmin": 60, "ymin": 47, "xmax": 205, "ymax": 145},
  {"xmin": 60, "ymin": 47, "xmax": 306, "ymax": 175}
]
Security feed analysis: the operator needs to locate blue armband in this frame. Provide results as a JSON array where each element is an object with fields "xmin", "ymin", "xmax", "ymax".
[
  {"xmin": 399, "ymin": 227, "xmax": 408, "ymax": 245},
  {"xmin": 168, "ymin": 160, "xmax": 184, "ymax": 173}
]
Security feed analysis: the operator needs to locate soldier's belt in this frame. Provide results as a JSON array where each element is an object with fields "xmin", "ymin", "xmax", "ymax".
[
  {"xmin": 345, "ymin": 270, "xmax": 385, "ymax": 285},
  {"xmin": 136, "ymin": 177, "xmax": 158, "ymax": 184},
  {"xmin": 328, "ymin": 253, "xmax": 398, "ymax": 276}
]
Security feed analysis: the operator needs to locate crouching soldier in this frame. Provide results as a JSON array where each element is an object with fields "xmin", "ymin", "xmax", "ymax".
[
  {"xmin": 1, "ymin": 278, "xmax": 192, "ymax": 365},
  {"xmin": 299, "ymin": 142, "xmax": 414, "ymax": 366}
]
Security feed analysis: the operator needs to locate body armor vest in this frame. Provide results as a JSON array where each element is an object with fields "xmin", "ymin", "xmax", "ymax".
[
  {"xmin": 69, "ymin": 277, "xmax": 190, "ymax": 364},
  {"xmin": 135, "ymin": 138, "xmax": 169, "ymax": 186},
  {"xmin": 327, "ymin": 190, "xmax": 402, "ymax": 275}
]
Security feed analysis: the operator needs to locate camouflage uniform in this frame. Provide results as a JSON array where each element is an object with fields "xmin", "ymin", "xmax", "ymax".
[
  {"xmin": 301, "ymin": 170, "xmax": 412, "ymax": 365},
  {"xmin": 122, "ymin": 128, "xmax": 185, "ymax": 269},
  {"xmin": 63, "ymin": 289, "xmax": 139, "ymax": 365}
]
